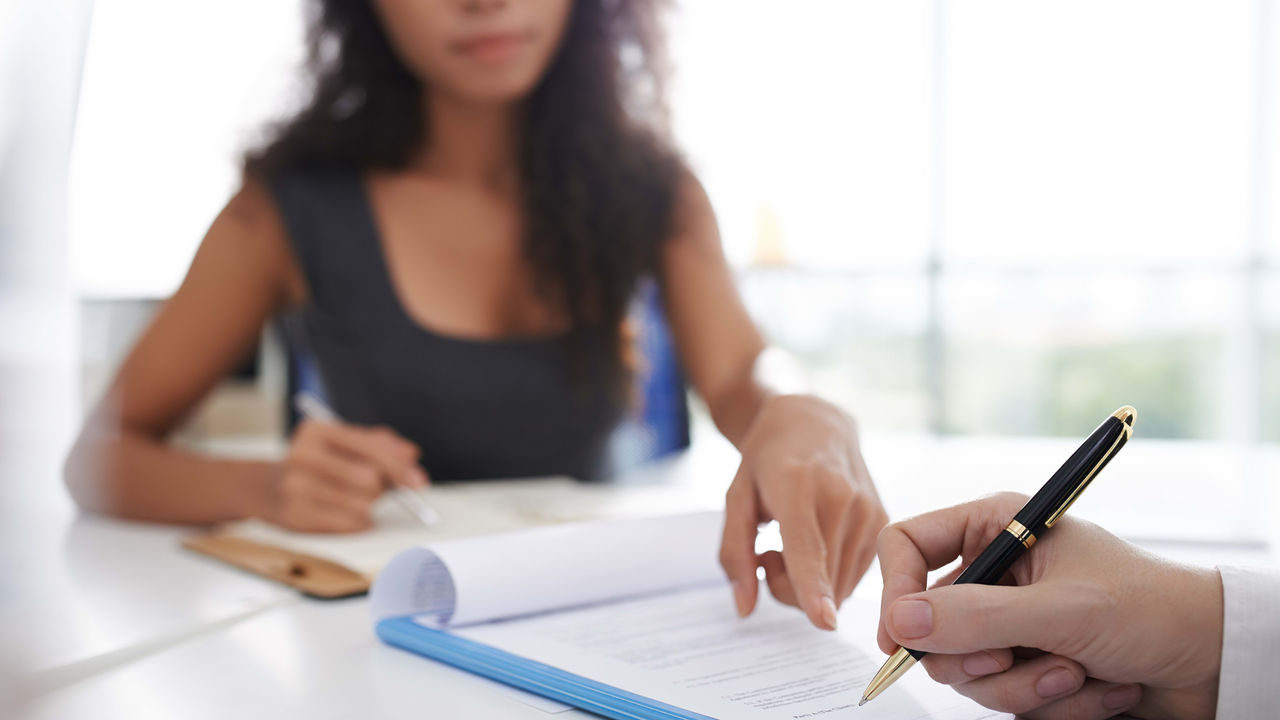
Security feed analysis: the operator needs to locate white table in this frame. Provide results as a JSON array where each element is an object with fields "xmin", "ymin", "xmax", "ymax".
[
  {"xmin": 9, "ymin": 431, "xmax": 1279, "ymax": 719},
  {"xmin": 1, "ymin": 434, "xmax": 295, "ymax": 701},
  {"xmin": 18, "ymin": 592, "xmax": 582, "ymax": 720},
  {"xmin": 5, "ymin": 516, "xmax": 294, "ymax": 694}
]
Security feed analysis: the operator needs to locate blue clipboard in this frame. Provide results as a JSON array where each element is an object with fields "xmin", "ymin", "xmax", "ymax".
[{"xmin": 377, "ymin": 617, "xmax": 715, "ymax": 720}]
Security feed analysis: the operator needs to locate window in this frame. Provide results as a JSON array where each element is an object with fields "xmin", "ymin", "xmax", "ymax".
[
  {"xmin": 671, "ymin": 0, "xmax": 1278, "ymax": 446},
  {"xmin": 669, "ymin": 0, "xmax": 935, "ymax": 431},
  {"xmin": 70, "ymin": 0, "xmax": 305, "ymax": 299}
]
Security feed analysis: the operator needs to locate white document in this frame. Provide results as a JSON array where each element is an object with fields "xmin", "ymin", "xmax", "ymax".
[
  {"xmin": 452, "ymin": 587, "xmax": 1007, "ymax": 720},
  {"xmin": 371, "ymin": 511, "xmax": 1010, "ymax": 720},
  {"xmin": 370, "ymin": 511, "xmax": 725, "ymax": 626}
]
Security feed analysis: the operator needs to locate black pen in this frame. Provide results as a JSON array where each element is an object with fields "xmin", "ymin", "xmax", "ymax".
[{"xmin": 860, "ymin": 405, "xmax": 1137, "ymax": 706}]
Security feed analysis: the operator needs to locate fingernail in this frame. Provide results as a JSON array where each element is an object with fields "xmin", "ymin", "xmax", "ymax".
[
  {"xmin": 1036, "ymin": 667, "xmax": 1080, "ymax": 698},
  {"xmin": 820, "ymin": 596, "xmax": 839, "ymax": 630},
  {"xmin": 1102, "ymin": 684, "xmax": 1142, "ymax": 711},
  {"xmin": 890, "ymin": 599, "xmax": 932, "ymax": 639},
  {"xmin": 731, "ymin": 581, "xmax": 748, "ymax": 618},
  {"xmin": 408, "ymin": 468, "xmax": 428, "ymax": 487},
  {"xmin": 961, "ymin": 652, "xmax": 1003, "ymax": 677}
]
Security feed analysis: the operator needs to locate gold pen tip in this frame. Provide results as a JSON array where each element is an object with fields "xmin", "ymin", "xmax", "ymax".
[
  {"xmin": 858, "ymin": 698, "xmax": 868, "ymax": 707},
  {"xmin": 1113, "ymin": 405, "xmax": 1137, "ymax": 428}
]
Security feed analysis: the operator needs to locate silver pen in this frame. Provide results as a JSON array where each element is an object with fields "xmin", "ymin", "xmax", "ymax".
[{"xmin": 293, "ymin": 392, "xmax": 441, "ymax": 527}]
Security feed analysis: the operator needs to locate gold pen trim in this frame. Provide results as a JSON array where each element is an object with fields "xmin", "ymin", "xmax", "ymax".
[
  {"xmin": 1045, "ymin": 406, "xmax": 1135, "ymax": 528},
  {"xmin": 1112, "ymin": 405, "xmax": 1137, "ymax": 440},
  {"xmin": 860, "ymin": 647, "xmax": 917, "ymax": 706},
  {"xmin": 1004, "ymin": 519, "xmax": 1036, "ymax": 549}
]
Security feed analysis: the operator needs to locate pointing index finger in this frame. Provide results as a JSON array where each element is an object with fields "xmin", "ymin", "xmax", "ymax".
[{"xmin": 720, "ymin": 467, "xmax": 761, "ymax": 618}]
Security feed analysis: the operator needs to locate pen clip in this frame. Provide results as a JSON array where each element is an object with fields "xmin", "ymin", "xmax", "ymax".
[{"xmin": 1045, "ymin": 406, "xmax": 1135, "ymax": 528}]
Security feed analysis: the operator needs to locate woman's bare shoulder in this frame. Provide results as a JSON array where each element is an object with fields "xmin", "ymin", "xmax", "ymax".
[
  {"xmin": 665, "ymin": 167, "xmax": 721, "ymax": 257},
  {"xmin": 210, "ymin": 175, "xmax": 308, "ymax": 309}
]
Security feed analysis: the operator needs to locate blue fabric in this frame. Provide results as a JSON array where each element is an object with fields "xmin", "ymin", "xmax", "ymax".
[
  {"xmin": 607, "ymin": 280, "xmax": 691, "ymax": 472},
  {"xmin": 634, "ymin": 279, "xmax": 691, "ymax": 460},
  {"xmin": 376, "ymin": 617, "xmax": 713, "ymax": 720}
]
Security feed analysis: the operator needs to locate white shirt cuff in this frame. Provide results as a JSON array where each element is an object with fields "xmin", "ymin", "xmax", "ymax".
[{"xmin": 1215, "ymin": 565, "xmax": 1280, "ymax": 720}]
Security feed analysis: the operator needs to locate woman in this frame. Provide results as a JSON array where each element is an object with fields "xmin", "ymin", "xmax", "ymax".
[{"xmin": 65, "ymin": 0, "xmax": 886, "ymax": 631}]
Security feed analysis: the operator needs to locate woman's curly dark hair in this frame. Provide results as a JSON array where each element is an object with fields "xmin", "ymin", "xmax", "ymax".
[{"xmin": 246, "ymin": 0, "xmax": 683, "ymax": 397}]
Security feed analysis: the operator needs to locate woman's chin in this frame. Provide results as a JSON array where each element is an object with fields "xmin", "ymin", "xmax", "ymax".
[{"xmin": 434, "ymin": 69, "xmax": 546, "ymax": 108}]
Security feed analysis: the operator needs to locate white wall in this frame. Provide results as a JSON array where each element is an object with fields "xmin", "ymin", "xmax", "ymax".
[
  {"xmin": 0, "ymin": 0, "xmax": 94, "ymax": 481},
  {"xmin": 0, "ymin": 0, "xmax": 95, "ymax": 704}
]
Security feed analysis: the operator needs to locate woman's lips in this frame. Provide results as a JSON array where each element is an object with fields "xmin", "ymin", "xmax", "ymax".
[{"xmin": 454, "ymin": 32, "xmax": 530, "ymax": 65}]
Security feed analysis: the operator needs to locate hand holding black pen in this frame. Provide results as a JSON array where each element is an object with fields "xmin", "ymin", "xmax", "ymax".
[{"xmin": 861, "ymin": 406, "xmax": 1138, "ymax": 707}]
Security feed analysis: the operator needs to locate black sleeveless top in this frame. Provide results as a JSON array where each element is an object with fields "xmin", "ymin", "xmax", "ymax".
[{"xmin": 269, "ymin": 168, "xmax": 624, "ymax": 481}]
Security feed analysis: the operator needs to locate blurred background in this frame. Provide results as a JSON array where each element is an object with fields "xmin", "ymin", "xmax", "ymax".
[{"xmin": 3, "ymin": 0, "xmax": 1279, "ymax": 563}]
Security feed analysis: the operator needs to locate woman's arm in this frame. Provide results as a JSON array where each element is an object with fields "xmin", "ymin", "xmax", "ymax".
[
  {"xmin": 64, "ymin": 180, "xmax": 425, "ymax": 530},
  {"xmin": 657, "ymin": 177, "xmax": 769, "ymax": 445},
  {"xmin": 660, "ymin": 174, "xmax": 888, "ymax": 630},
  {"xmin": 64, "ymin": 180, "xmax": 299, "ymax": 523}
]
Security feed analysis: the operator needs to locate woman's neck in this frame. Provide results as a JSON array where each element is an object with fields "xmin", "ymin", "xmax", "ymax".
[{"xmin": 414, "ymin": 90, "xmax": 520, "ymax": 191}]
